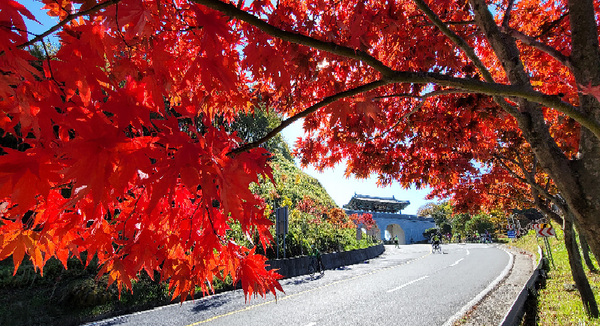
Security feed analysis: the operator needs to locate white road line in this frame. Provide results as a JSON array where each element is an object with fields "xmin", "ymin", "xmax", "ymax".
[
  {"xmin": 449, "ymin": 258, "xmax": 464, "ymax": 267},
  {"xmin": 386, "ymin": 276, "xmax": 429, "ymax": 293},
  {"xmin": 305, "ymin": 323, "xmax": 317, "ymax": 326},
  {"xmin": 466, "ymin": 249, "xmax": 470, "ymax": 255}
]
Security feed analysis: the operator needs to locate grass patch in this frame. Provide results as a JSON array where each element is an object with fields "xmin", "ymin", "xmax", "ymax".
[{"xmin": 511, "ymin": 228, "xmax": 600, "ymax": 325}]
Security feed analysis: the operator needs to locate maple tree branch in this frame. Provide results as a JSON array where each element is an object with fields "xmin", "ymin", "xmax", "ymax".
[
  {"xmin": 192, "ymin": 0, "xmax": 395, "ymax": 78},
  {"xmin": 537, "ymin": 10, "xmax": 569, "ymax": 39},
  {"xmin": 114, "ymin": 2, "xmax": 134, "ymax": 50},
  {"xmin": 494, "ymin": 153, "xmax": 564, "ymax": 211},
  {"xmin": 371, "ymin": 88, "xmax": 468, "ymax": 140},
  {"xmin": 385, "ymin": 71, "xmax": 594, "ymax": 129},
  {"xmin": 501, "ymin": 0, "xmax": 515, "ymax": 28},
  {"xmin": 499, "ymin": 26, "xmax": 573, "ymax": 70},
  {"xmin": 16, "ymin": 0, "xmax": 121, "ymax": 50},
  {"xmin": 375, "ymin": 88, "xmax": 467, "ymax": 100},
  {"xmin": 535, "ymin": 198, "xmax": 564, "ymax": 225},
  {"xmin": 204, "ymin": 206, "xmax": 225, "ymax": 245},
  {"xmin": 493, "ymin": 154, "xmax": 529, "ymax": 184},
  {"xmin": 40, "ymin": 40, "xmax": 64, "ymax": 91},
  {"xmin": 422, "ymin": 20, "xmax": 476, "ymax": 27},
  {"xmin": 413, "ymin": 0, "xmax": 495, "ymax": 84},
  {"xmin": 229, "ymin": 79, "xmax": 389, "ymax": 155},
  {"xmin": 514, "ymin": 152, "xmax": 534, "ymax": 180},
  {"xmin": 412, "ymin": 0, "xmax": 524, "ymax": 121}
]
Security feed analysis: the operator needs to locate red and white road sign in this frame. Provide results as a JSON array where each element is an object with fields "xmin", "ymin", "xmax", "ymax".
[{"xmin": 532, "ymin": 223, "xmax": 556, "ymax": 237}]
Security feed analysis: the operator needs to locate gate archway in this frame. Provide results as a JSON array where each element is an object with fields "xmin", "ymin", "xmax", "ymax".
[{"xmin": 385, "ymin": 224, "xmax": 405, "ymax": 245}]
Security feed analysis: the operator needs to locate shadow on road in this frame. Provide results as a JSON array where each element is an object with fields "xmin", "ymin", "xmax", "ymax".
[
  {"xmin": 335, "ymin": 266, "xmax": 351, "ymax": 271},
  {"xmin": 191, "ymin": 295, "xmax": 231, "ymax": 313},
  {"xmin": 285, "ymin": 277, "xmax": 313, "ymax": 285}
]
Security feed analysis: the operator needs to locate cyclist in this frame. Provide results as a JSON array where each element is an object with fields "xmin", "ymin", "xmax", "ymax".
[{"xmin": 432, "ymin": 233, "xmax": 441, "ymax": 251}]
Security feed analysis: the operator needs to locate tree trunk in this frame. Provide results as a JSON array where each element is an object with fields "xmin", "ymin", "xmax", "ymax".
[
  {"xmin": 564, "ymin": 213, "xmax": 599, "ymax": 317},
  {"xmin": 562, "ymin": 0, "xmax": 600, "ymax": 269},
  {"xmin": 575, "ymin": 218, "xmax": 599, "ymax": 273}
]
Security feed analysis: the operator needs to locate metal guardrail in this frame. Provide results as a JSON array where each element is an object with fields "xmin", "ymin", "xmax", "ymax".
[{"xmin": 499, "ymin": 246, "xmax": 545, "ymax": 326}]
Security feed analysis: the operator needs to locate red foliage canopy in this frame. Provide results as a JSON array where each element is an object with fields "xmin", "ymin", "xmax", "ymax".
[{"xmin": 1, "ymin": 0, "xmax": 599, "ymax": 301}]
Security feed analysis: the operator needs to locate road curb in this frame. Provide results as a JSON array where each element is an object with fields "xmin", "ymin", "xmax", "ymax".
[{"xmin": 499, "ymin": 246, "xmax": 544, "ymax": 326}]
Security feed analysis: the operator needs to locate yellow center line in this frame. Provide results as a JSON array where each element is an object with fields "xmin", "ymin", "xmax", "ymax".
[{"xmin": 187, "ymin": 252, "xmax": 431, "ymax": 326}]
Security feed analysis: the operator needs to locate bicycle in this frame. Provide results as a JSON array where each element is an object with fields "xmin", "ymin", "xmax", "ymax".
[
  {"xmin": 432, "ymin": 242, "xmax": 442, "ymax": 254},
  {"xmin": 308, "ymin": 255, "xmax": 324, "ymax": 278}
]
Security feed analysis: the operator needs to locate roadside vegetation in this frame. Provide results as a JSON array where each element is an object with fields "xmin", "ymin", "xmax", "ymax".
[{"xmin": 511, "ymin": 228, "xmax": 600, "ymax": 325}]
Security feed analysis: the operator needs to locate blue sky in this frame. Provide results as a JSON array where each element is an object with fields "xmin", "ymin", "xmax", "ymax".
[
  {"xmin": 19, "ymin": 0, "xmax": 58, "ymax": 35},
  {"xmin": 19, "ymin": 0, "xmax": 436, "ymax": 215}
]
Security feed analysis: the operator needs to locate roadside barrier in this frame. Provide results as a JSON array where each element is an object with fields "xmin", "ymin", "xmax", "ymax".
[
  {"xmin": 500, "ymin": 246, "xmax": 545, "ymax": 326},
  {"xmin": 265, "ymin": 243, "xmax": 385, "ymax": 279}
]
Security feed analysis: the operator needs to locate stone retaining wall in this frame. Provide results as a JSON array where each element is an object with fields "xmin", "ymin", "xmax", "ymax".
[{"xmin": 266, "ymin": 243, "xmax": 385, "ymax": 279}]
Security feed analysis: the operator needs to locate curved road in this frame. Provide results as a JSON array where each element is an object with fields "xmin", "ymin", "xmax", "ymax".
[{"xmin": 86, "ymin": 244, "xmax": 511, "ymax": 326}]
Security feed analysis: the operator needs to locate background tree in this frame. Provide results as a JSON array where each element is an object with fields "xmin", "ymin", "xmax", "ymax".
[
  {"xmin": 229, "ymin": 106, "xmax": 294, "ymax": 162},
  {"xmin": 417, "ymin": 202, "xmax": 452, "ymax": 224},
  {"xmin": 450, "ymin": 213, "xmax": 470, "ymax": 238},
  {"xmin": 418, "ymin": 202, "xmax": 453, "ymax": 235},
  {"xmin": 464, "ymin": 214, "xmax": 494, "ymax": 235}
]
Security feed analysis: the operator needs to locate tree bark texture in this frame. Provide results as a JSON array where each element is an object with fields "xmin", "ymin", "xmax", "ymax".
[{"xmin": 564, "ymin": 213, "xmax": 599, "ymax": 317}]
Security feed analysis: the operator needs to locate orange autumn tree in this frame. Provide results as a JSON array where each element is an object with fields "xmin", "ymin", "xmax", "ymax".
[{"xmin": 3, "ymin": 0, "xmax": 600, "ymax": 302}]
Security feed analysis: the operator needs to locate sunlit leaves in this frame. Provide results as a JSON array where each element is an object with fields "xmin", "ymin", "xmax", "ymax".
[{"xmin": 0, "ymin": 0, "xmax": 589, "ymax": 303}]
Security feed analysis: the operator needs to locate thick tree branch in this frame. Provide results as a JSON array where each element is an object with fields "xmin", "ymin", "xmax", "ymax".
[
  {"xmin": 535, "ymin": 196, "xmax": 563, "ymax": 225},
  {"xmin": 412, "ymin": 0, "xmax": 524, "ymax": 118},
  {"xmin": 499, "ymin": 26, "xmax": 573, "ymax": 70},
  {"xmin": 228, "ymin": 80, "xmax": 390, "ymax": 156},
  {"xmin": 197, "ymin": 0, "xmax": 600, "ymax": 142},
  {"xmin": 16, "ymin": 0, "xmax": 121, "ymax": 50},
  {"xmin": 514, "ymin": 152, "xmax": 535, "ymax": 181},
  {"xmin": 374, "ymin": 88, "xmax": 467, "ymax": 100},
  {"xmin": 385, "ymin": 71, "xmax": 600, "ymax": 136}
]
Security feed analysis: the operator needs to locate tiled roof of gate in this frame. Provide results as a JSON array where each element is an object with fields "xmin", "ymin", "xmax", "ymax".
[{"xmin": 343, "ymin": 194, "xmax": 410, "ymax": 213}]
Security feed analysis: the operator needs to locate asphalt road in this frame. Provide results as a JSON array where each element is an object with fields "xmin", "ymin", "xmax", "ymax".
[{"xmin": 85, "ymin": 243, "xmax": 511, "ymax": 326}]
